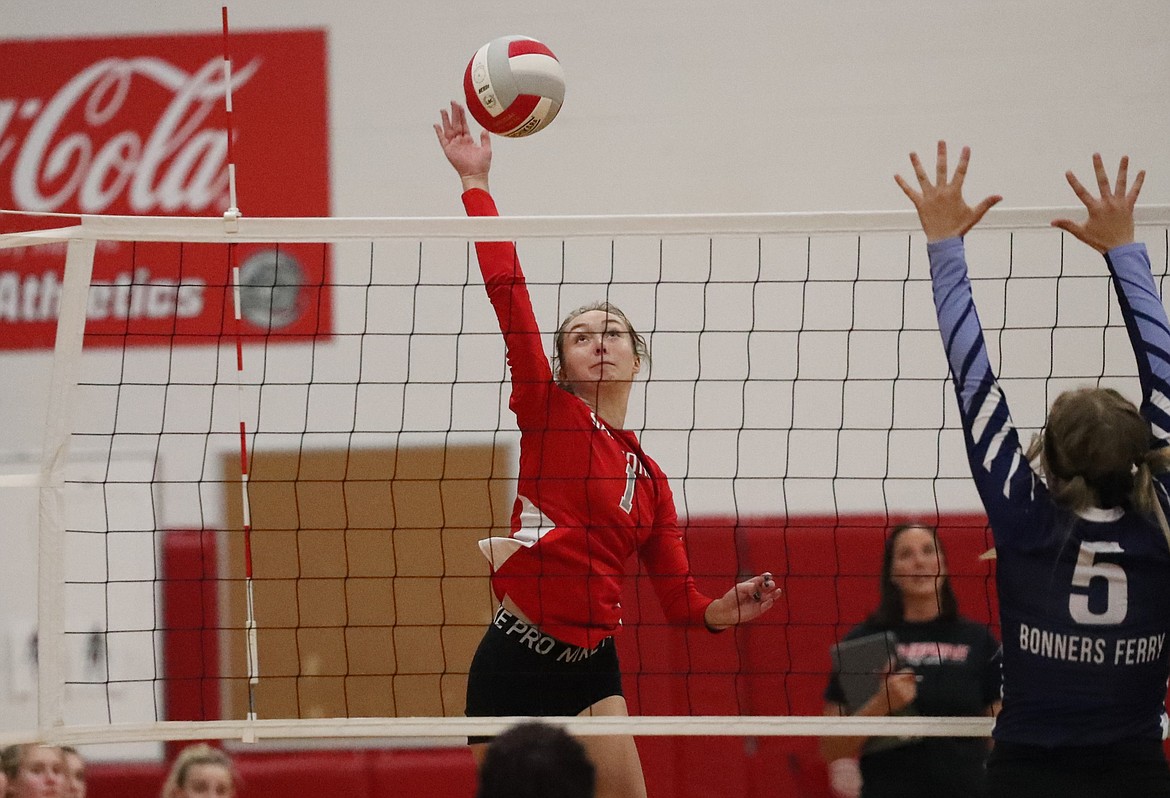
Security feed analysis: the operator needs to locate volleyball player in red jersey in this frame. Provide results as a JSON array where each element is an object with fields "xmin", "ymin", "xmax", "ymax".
[{"xmin": 435, "ymin": 102, "xmax": 780, "ymax": 798}]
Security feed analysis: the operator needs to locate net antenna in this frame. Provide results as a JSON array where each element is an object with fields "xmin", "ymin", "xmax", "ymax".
[
  {"xmin": 221, "ymin": 6, "xmax": 242, "ymax": 227},
  {"xmin": 220, "ymin": 4, "xmax": 260, "ymax": 729}
]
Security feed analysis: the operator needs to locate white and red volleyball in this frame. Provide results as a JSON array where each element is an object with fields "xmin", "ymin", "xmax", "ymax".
[{"xmin": 463, "ymin": 35, "xmax": 564, "ymax": 138}]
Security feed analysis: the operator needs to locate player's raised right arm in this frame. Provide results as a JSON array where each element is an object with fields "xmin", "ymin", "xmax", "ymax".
[
  {"xmin": 1052, "ymin": 155, "xmax": 1170, "ymax": 447},
  {"xmin": 433, "ymin": 102, "xmax": 552, "ymax": 394}
]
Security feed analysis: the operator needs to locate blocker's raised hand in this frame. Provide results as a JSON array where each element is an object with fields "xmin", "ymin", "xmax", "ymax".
[
  {"xmin": 1051, "ymin": 153, "xmax": 1144, "ymax": 253},
  {"xmin": 895, "ymin": 141, "xmax": 1002, "ymax": 243}
]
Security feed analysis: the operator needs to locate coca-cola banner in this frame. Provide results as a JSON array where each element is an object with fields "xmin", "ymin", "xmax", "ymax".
[{"xmin": 0, "ymin": 29, "xmax": 331, "ymax": 349}]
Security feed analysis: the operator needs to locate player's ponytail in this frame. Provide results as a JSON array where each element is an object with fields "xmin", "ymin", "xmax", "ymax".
[
  {"xmin": 1032, "ymin": 387, "xmax": 1170, "ymax": 547},
  {"xmin": 1134, "ymin": 449, "xmax": 1170, "ymax": 548}
]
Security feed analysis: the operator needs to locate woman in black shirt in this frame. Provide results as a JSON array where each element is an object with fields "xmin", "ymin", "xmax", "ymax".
[{"xmin": 821, "ymin": 523, "xmax": 1001, "ymax": 798}]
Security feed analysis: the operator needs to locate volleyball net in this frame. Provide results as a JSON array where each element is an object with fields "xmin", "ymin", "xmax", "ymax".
[{"xmin": 2, "ymin": 206, "xmax": 1169, "ymax": 749}]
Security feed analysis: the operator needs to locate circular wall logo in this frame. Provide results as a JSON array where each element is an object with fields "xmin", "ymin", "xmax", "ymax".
[{"xmin": 238, "ymin": 249, "xmax": 305, "ymax": 330}]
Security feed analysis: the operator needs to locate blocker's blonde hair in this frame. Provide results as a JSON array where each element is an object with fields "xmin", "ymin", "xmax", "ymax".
[{"xmin": 1028, "ymin": 387, "xmax": 1170, "ymax": 539}]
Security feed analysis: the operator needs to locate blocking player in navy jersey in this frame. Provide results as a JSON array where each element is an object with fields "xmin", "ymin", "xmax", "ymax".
[
  {"xmin": 821, "ymin": 523, "xmax": 1001, "ymax": 798},
  {"xmin": 897, "ymin": 142, "xmax": 1170, "ymax": 797},
  {"xmin": 434, "ymin": 101, "xmax": 781, "ymax": 798}
]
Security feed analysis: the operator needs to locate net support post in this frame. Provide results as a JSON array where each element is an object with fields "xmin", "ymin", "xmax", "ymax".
[{"xmin": 38, "ymin": 235, "xmax": 95, "ymax": 735}]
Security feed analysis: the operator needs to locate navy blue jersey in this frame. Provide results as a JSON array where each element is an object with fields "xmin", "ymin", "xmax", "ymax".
[{"xmin": 929, "ymin": 237, "xmax": 1170, "ymax": 747}]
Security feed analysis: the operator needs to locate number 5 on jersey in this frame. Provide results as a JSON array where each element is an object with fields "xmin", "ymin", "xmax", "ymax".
[{"xmin": 1069, "ymin": 541, "xmax": 1128, "ymax": 625}]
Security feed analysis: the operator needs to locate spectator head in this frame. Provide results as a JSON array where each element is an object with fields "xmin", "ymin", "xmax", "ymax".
[
  {"xmin": 870, "ymin": 522, "xmax": 959, "ymax": 626},
  {"xmin": 160, "ymin": 744, "xmax": 237, "ymax": 798},
  {"xmin": 476, "ymin": 721, "xmax": 595, "ymax": 798},
  {"xmin": 1, "ymin": 744, "xmax": 65, "ymax": 798}
]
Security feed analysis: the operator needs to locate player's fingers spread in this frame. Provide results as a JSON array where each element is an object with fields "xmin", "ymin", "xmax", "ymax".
[
  {"xmin": 894, "ymin": 174, "xmax": 919, "ymax": 202},
  {"xmin": 953, "ymin": 146, "xmax": 971, "ymax": 182},
  {"xmin": 1065, "ymin": 171, "xmax": 1093, "ymax": 205},
  {"xmin": 975, "ymin": 194, "xmax": 1002, "ymax": 214},
  {"xmin": 1129, "ymin": 169, "xmax": 1146, "ymax": 204},
  {"xmin": 1115, "ymin": 155, "xmax": 1129, "ymax": 197},
  {"xmin": 935, "ymin": 140, "xmax": 948, "ymax": 185},
  {"xmin": 909, "ymin": 152, "xmax": 928, "ymax": 185},
  {"xmin": 1092, "ymin": 153, "xmax": 1110, "ymax": 196}
]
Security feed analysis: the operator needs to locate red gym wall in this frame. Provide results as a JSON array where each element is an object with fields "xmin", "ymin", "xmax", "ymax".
[{"xmin": 622, "ymin": 513, "xmax": 997, "ymax": 798}]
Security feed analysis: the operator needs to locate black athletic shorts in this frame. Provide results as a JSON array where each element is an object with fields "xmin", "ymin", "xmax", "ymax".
[
  {"xmin": 987, "ymin": 739, "xmax": 1170, "ymax": 798},
  {"xmin": 464, "ymin": 606, "xmax": 623, "ymax": 744}
]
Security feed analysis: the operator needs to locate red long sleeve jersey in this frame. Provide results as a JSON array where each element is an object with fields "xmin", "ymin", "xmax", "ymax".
[{"xmin": 464, "ymin": 188, "xmax": 712, "ymax": 648}]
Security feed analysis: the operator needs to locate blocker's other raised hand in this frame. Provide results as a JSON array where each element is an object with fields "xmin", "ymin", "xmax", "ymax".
[
  {"xmin": 1051, "ymin": 153, "xmax": 1144, "ymax": 253},
  {"xmin": 895, "ymin": 141, "xmax": 1002, "ymax": 243}
]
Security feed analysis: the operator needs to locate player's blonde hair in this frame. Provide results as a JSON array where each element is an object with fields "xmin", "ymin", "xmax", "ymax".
[{"xmin": 1028, "ymin": 387, "xmax": 1170, "ymax": 538}]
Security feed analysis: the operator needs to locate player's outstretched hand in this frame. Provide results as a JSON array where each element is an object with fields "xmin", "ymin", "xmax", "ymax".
[
  {"xmin": 704, "ymin": 572, "xmax": 780, "ymax": 631},
  {"xmin": 434, "ymin": 101, "xmax": 492, "ymax": 191},
  {"xmin": 895, "ymin": 141, "xmax": 1002, "ymax": 243},
  {"xmin": 1051, "ymin": 154, "xmax": 1144, "ymax": 253}
]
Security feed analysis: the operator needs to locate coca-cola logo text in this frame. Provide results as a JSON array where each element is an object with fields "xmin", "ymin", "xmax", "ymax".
[{"xmin": 1, "ymin": 56, "xmax": 259, "ymax": 215}]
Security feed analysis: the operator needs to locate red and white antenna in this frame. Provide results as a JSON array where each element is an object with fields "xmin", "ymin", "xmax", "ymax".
[
  {"xmin": 221, "ymin": 4, "xmax": 259, "ymax": 726},
  {"xmin": 222, "ymin": 6, "xmax": 241, "ymax": 226}
]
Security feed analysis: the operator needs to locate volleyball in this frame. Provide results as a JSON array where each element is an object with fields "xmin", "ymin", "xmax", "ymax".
[{"xmin": 463, "ymin": 35, "xmax": 565, "ymax": 138}]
